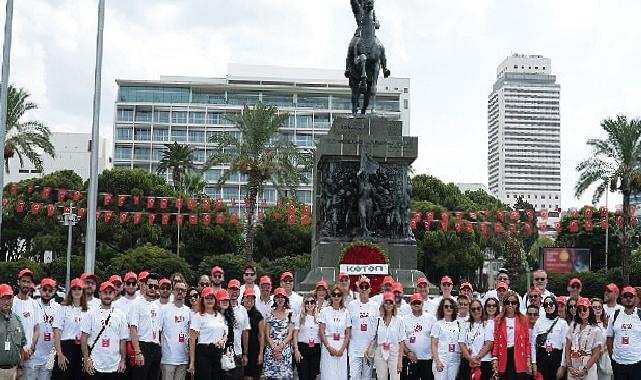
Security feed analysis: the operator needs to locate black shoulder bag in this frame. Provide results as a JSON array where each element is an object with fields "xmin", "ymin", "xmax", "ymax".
[
  {"xmin": 89, "ymin": 309, "xmax": 113, "ymax": 355},
  {"xmin": 535, "ymin": 317, "xmax": 558, "ymax": 349}
]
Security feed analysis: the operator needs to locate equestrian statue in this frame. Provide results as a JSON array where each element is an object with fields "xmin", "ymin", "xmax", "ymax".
[{"xmin": 344, "ymin": 0, "xmax": 391, "ymax": 115}]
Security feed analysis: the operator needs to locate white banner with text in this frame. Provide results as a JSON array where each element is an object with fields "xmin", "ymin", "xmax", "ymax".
[{"xmin": 339, "ymin": 264, "xmax": 389, "ymax": 276}]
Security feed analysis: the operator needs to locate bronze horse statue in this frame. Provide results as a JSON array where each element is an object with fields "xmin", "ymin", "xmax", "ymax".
[{"xmin": 345, "ymin": 0, "xmax": 391, "ymax": 115}]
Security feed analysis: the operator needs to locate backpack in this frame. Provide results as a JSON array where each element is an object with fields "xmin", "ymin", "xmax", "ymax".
[{"xmin": 610, "ymin": 308, "xmax": 641, "ymax": 337}]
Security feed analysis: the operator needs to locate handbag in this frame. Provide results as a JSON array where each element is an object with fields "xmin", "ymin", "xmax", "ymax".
[
  {"xmin": 366, "ymin": 318, "xmax": 380, "ymax": 359},
  {"xmin": 221, "ymin": 346, "xmax": 236, "ymax": 371},
  {"xmin": 535, "ymin": 317, "xmax": 558, "ymax": 349},
  {"xmin": 597, "ymin": 348, "xmax": 613, "ymax": 375}
]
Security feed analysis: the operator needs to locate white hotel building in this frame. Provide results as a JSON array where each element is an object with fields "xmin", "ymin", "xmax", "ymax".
[
  {"xmin": 113, "ymin": 64, "xmax": 410, "ymax": 205},
  {"xmin": 487, "ymin": 54, "xmax": 561, "ymax": 211}
]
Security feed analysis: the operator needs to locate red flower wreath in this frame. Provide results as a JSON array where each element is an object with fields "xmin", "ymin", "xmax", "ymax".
[{"xmin": 339, "ymin": 241, "xmax": 388, "ymax": 295}]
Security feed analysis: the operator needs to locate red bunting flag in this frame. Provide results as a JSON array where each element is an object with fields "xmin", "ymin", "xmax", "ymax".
[
  {"xmin": 287, "ymin": 214, "xmax": 296, "ymax": 225},
  {"xmin": 425, "ymin": 212, "xmax": 434, "ymax": 222},
  {"xmin": 40, "ymin": 187, "xmax": 51, "ymax": 200},
  {"xmin": 175, "ymin": 197, "xmax": 183, "ymax": 209},
  {"xmin": 441, "ymin": 213, "xmax": 449, "ymax": 232},
  {"xmin": 230, "ymin": 213, "xmax": 238, "ymax": 224},
  {"xmin": 569, "ymin": 220, "xmax": 579, "ymax": 233},
  {"xmin": 584, "ymin": 221, "xmax": 593, "ymax": 232},
  {"xmin": 201, "ymin": 198, "xmax": 211, "ymax": 210},
  {"xmin": 159, "ymin": 198, "xmax": 168, "ymax": 209},
  {"xmin": 538, "ymin": 223, "xmax": 548, "ymax": 233},
  {"xmin": 509, "ymin": 224, "xmax": 517, "ymax": 234},
  {"xmin": 161, "ymin": 214, "xmax": 170, "ymax": 225},
  {"xmin": 202, "ymin": 214, "xmax": 211, "ymax": 225},
  {"xmin": 274, "ymin": 212, "xmax": 283, "ymax": 221},
  {"xmin": 413, "ymin": 213, "xmax": 421, "ymax": 222},
  {"xmin": 119, "ymin": 213, "xmax": 128, "ymax": 224},
  {"xmin": 78, "ymin": 208, "xmax": 86, "ymax": 218},
  {"xmin": 600, "ymin": 217, "xmax": 608, "ymax": 230},
  {"xmin": 147, "ymin": 197, "xmax": 155, "ymax": 208},
  {"xmin": 497, "ymin": 211, "xmax": 505, "ymax": 223},
  {"xmin": 147, "ymin": 213, "xmax": 156, "ymax": 224},
  {"xmin": 187, "ymin": 198, "xmax": 196, "ymax": 209},
  {"xmin": 616, "ymin": 216, "xmax": 624, "ymax": 228},
  {"xmin": 31, "ymin": 203, "xmax": 41, "ymax": 215},
  {"xmin": 95, "ymin": 212, "xmax": 100, "ymax": 221},
  {"xmin": 584, "ymin": 208, "xmax": 593, "ymax": 220},
  {"xmin": 629, "ymin": 205, "xmax": 636, "ymax": 215},
  {"xmin": 104, "ymin": 211, "xmax": 113, "ymax": 223},
  {"xmin": 16, "ymin": 200, "xmax": 26, "ymax": 213},
  {"xmin": 189, "ymin": 214, "xmax": 198, "ymax": 225},
  {"xmin": 301, "ymin": 214, "xmax": 310, "ymax": 225},
  {"xmin": 63, "ymin": 206, "xmax": 70, "ymax": 214},
  {"xmin": 469, "ymin": 212, "xmax": 477, "ymax": 221},
  {"xmin": 176, "ymin": 214, "xmax": 184, "ymax": 225},
  {"xmin": 570, "ymin": 208, "xmax": 579, "ymax": 218},
  {"xmin": 216, "ymin": 199, "xmax": 224, "ymax": 210},
  {"xmin": 132, "ymin": 195, "xmax": 140, "ymax": 205},
  {"xmin": 117, "ymin": 195, "xmax": 126, "ymax": 207},
  {"xmin": 479, "ymin": 223, "xmax": 488, "ymax": 235},
  {"xmin": 410, "ymin": 220, "xmax": 417, "ymax": 230},
  {"xmin": 632, "ymin": 216, "xmax": 638, "ymax": 226},
  {"xmin": 494, "ymin": 223, "xmax": 504, "ymax": 233},
  {"xmin": 9, "ymin": 182, "xmax": 17, "ymax": 194},
  {"xmin": 599, "ymin": 207, "xmax": 608, "ymax": 217},
  {"xmin": 103, "ymin": 193, "xmax": 112, "ymax": 206},
  {"xmin": 47, "ymin": 204, "xmax": 55, "ymax": 217},
  {"xmin": 524, "ymin": 223, "xmax": 533, "ymax": 235},
  {"xmin": 465, "ymin": 221, "xmax": 473, "ymax": 233},
  {"xmin": 288, "ymin": 204, "xmax": 296, "ymax": 215},
  {"xmin": 215, "ymin": 213, "xmax": 225, "ymax": 224},
  {"xmin": 454, "ymin": 222, "xmax": 462, "ymax": 233},
  {"xmin": 525, "ymin": 210, "xmax": 534, "ymax": 222},
  {"xmin": 554, "ymin": 222, "xmax": 561, "ymax": 233},
  {"xmin": 303, "ymin": 205, "xmax": 311, "ymax": 215},
  {"xmin": 133, "ymin": 213, "xmax": 142, "ymax": 225},
  {"xmin": 57, "ymin": 189, "xmax": 67, "ymax": 203},
  {"xmin": 423, "ymin": 221, "xmax": 430, "ymax": 230},
  {"xmin": 540, "ymin": 209, "xmax": 548, "ymax": 220},
  {"xmin": 509, "ymin": 211, "xmax": 519, "ymax": 221}
]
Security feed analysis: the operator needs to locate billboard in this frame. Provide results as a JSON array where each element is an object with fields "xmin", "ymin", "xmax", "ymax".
[{"xmin": 540, "ymin": 248, "xmax": 591, "ymax": 273}]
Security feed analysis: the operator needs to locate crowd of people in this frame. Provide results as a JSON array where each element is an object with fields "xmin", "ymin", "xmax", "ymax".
[{"xmin": 1, "ymin": 265, "xmax": 641, "ymax": 380}]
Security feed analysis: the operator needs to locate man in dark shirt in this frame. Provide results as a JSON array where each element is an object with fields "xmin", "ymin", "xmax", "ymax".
[{"xmin": 0, "ymin": 283, "xmax": 26, "ymax": 379}]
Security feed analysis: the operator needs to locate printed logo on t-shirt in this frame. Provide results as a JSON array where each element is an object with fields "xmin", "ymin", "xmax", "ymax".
[
  {"xmin": 23, "ymin": 311, "xmax": 31, "ymax": 318},
  {"xmin": 359, "ymin": 312, "xmax": 369, "ymax": 318},
  {"xmin": 44, "ymin": 314, "xmax": 54, "ymax": 324},
  {"xmin": 621, "ymin": 323, "xmax": 633, "ymax": 330},
  {"xmin": 150, "ymin": 309, "xmax": 157, "ymax": 318},
  {"xmin": 414, "ymin": 324, "xmax": 423, "ymax": 332},
  {"xmin": 44, "ymin": 332, "xmax": 51, "ymax": 341},
  {"xmin": 175, "ymin": 315, "xmax": 185, "ymax": 323},
  {"xmin": 101, "ymin": 338, "xmax": 110, "ymax": 348}
]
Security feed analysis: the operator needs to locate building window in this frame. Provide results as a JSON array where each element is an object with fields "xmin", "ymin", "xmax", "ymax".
[
  {"xmin": 296, "ymin": 115, "xmax": 312, "ymax": 129},
  {"xmin": 152, "ymin": 148, "xmax": 166, "ymax": 161},
  {"xmin": 153, "ymin": 111, "xmax": 170, "ymax": 123},
  {"xmin": 172, "ymin": 111, "xmax": 188, "ymax": 124},
  {"xmin": 223, "ymin": 187, "xmax": 239, "ymax": 200},
  {"xmin": 192, "ymin": 150, "xmax": 206, "ymax": 162},
  {"xmin": 188, "ymin": 130, "xmax": 205, "ymax": 143},
  {"xmin": 135, "ymin": 111, "xmax": 152, "ymax": 122},
  {"xmin": 134, "ymin": 128, "xmax": 151, "ymax": 141},
  {"xmin": 171, "ymin": 128, "xmax": 188, "ymax": 142},
  {"xmin": 513, "ymin": 65, "xmax": 518, "ymax": 69},
  {"xmin": 404, "ymin": 99, "xmax": 409, "ymax": 110},
  {"xmin": 117, "ymin": 109, "xmax": 134, "ymax": 122},
  {"xmin": 115, "ymin": 146, "xmax": 132, "ymax": 160},
  {"xmin": 260, "ymin": 189, "xmax": 276, "ymax": 203},
  {"xmin": 403, "ymin": 88, "xmax": 408, "ymax": 94},
  {"xmin": 204, "ymin": 169, "xmax": 221, "ymax": 181},
  {"xmin": 133, "ymin": 147, "xmax": 151, "ymax": 160},
  {"xmin": 296, "ymin": 190, "xmax": 312, "ymax": 204},
  {"xmin": 207, "ymin": 112, "xmax": 226, "ymax": 125},
  {"xmin": 190, "ymin": 112, "xmax": 206, "ymax": 124},
  {"xmin": 116, "ymin": 127, "xmax": 133, "ymax": 140},
  {"xmin": 297, "ymin": 95, "xmax": 329, "ymax": 109},
  {"xmin": 152, "ymin": 128, "xmax": 169, "ymax": 142}
]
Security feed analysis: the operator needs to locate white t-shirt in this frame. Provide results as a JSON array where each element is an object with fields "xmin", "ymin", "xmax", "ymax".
[
  {"xmin": 81, "ymin": 307, "xmax": 129, "ymax": 373},
  {"xmin": 86, "ymin": 297, "xmax": 101, "ymax": 310},
  {"xmin": 426, "ymin": 295, "xmax": 455, "ymax": 317},
  {"xmin": 232, "ymin": 305, "xmax": 251, "ymax": 355},
  {"xmin": 190, "ymin": 312, "xmax": 227, "ymax": 344},
  {"xmin": 506, "ymin": 317, "xmax": 515, "ymax": 347},
  {"xmin": 256, "ymin": 296, "xmax": 273, "ymax": 319},
  {"xmin": 53, "ymin": 305, "xmax": 87, "ymax": 342},
  {"xmin": 347, "ymin": 299, "xmax": 379, "ymax": 356},
  {"xmin": 375, "ymin": 316, "xmax": 406, "ymax": 348},
  {"xmin": 603, "ymin": 304, "xmax": 623, "ymax": 320},
  {"xmin": 31, "ymin": 299, "xmax": 60, "ymax": 366},
  {"xmin": 398, "ymin": 302, "xmax": 412, "ymax": 317},
  {"xmin": 294, "ymin": 314, "xmax": 321, "ymax": 345},
  {"xmin": 128, "ymin": 298, "xmax": 161, "ymax": 344},
  {"xmin": 318, "ymin": 307, "xmax": 351, "ymax": 340},
  {"xmin": 159, "ymin": 303, "xmax": 191, "ymax": 365},
  {"xmin": 12, "ymin": 296, "xmax": 42, "ymax": 349},
  {"xmin": 606, "ymin": 308, "xmax": 641, "ymax": 364},
  {"xmin": 112, "ymin": 296, "xmax": 136, "ymax": 315},
  {"xmin": 403, "ymin": 313, "xmax": 436, "ymax": 360},
  {"xmin": 458, "ymin": 320, "xmax": 493, "ymax": 361},
  {"xmin": 530, "ymin": 317, "xmax": 568, "ymax": 363},
  {"xmin": 288, "ymin": 291, "xmax": 303, "ymax": 318},
  {"xmin": 431, "ymin": 320, "xmax": 461, "ymax": 355},
  {"xmin": 521, "ymin": 289, "xmax": 554, "ymax": 313}
]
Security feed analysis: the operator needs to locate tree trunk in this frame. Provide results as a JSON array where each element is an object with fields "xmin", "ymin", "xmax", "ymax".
[
  {"xmin": 622, "ymin": 191, "xmax": 631, "ymax": 285},
  {"xmin": 244, "ymin": 184, "xmax": 259, "ymax": 263}
]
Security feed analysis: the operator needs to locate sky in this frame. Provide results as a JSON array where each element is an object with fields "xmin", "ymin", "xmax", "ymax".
[{"xmin": 3, "ymin": 0, "xmax": 641, "ymax": 209}]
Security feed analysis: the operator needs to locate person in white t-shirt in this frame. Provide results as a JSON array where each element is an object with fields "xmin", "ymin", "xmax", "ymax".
[
  {"xmin": 603, "ymin": 283, "xmax": 622, "ymax": 319},
  {"xmin": 188, "ymin": 287, "xmax": 228, "ymax": 379},
  {"xmin": 372, "ymin": 276, "xmax": 395, "ymax": 305},
  {"xmin": 157, "ymin": 278, "xmax": 172, "ymax": 307},
  {"xmin": 402, "ymin": 293, "xmax": 436, "ymax": 380},
  {"xmin": 28, "ymin": 278, "xmax": 60, "ymax": 380},
  {"xmin": 256, "ymin": 275, "xmax": 273, "ymax": 319},
  {"xmin": 430, "ymin": 297, "xmax": 461, "ymax": 380},
  {"xmin": 227, "ymin": 279, "xmax": 251, "ymax": 378},
  {"xmin": 159, "ymin": 280, "xmax": 191, "ymax": 380},
  {"xmin": 52, "ymin": 277, "xmax": 88, "ymax": 380},
  {"xmin": 80, "ymin": 281, "xmax": 128, "ymax": 377},
  {"xmin": 81, "ymin": 273, "xmax": 101, "ymax": 310},
  {"xmin": 281, "ymin": 272, "xmax": 303, "ymax": 317},
  {"xmin": 13, "ymin": 268, "xmax": 41, "ymax": 380},
  {"xmin": 347, "ymin": 276, "xmax": 379, "ymax": 380},
  {"xmin": 337, "ymin": 272, "xmax": 355, "ymax": 303},
  {"xmin": 459, "ymin": 298, "xmax": 494, "ymax": 380},
  {"xmin": 239, "ymin": 262, "xmax": 260, "ymax": 297},
  {"xmin": 415, "ymin": 277, "xmax": 431, "ymax": 315},
  {"xmin": 427, "ymin": 275, "xmax": 455, "ymax": 317},
  {"xmin": 114, "ymin": 272, "xmax": 138, "ymax": 315},
  {"xmin": 365, "ymin": 291, "xmax": 406, "ymax": 380},
  {"xmin": 294, "ymin": 292, "xmax": 322, "ymax": 380},
  {"xmin": 314, "ymin": 280, "xmax": 330, "ymax": 312},
  {"xmin": 392, "ymin": 282, "xmax": 411, "ymax": 317},
  {"xmin": 457, "ymin": 296, "xmax": 470, "ymax": 323},
  {"xmin": 108, "ymin": 275, "xmax": 123, "ymax": 304},
  {"xmin": 318, "ymin": 286, "xmax": 352, "ymax": 380},
  {"xmin": 606, "ymin": 286, "xmax": 641, "ymax": 379},
  {"xmin": 482, "ymin": 269, "xmax": 520, "ymax": 306},
  {"xmin": 129, "ymin": 273, "xmax": 162, "ymax": 380}
]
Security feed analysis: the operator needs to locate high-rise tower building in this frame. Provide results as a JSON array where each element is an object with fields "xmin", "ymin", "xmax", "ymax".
[{"xmin": 487, "ymin": 54, "xmax": 561, "ymax": 210}]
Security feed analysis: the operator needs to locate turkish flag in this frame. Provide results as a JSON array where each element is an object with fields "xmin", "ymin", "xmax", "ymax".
[
  {"xmin": 230, "ymin": 213, "xmax": 239, "ymax": 224},
  {"xmin": 77, "ymin": 208, "xmax": 86, "ymax": 218},
  {"xmin": 103, "ymin": 193, "xmax": 112, "ymax": 206},
  {"xmin": 9, "ymin": 182, "xmax": 17, "ymax": 194},
  {"xmin": 159, "ymin": 198, "xmax": 168, "ymax": 209},
  {"xmin": 629, "ymin": 205, "xmax": 636, "ymax": 215},
  {"xmin": 201, "ymin": 198, "xmax": 211, "ymax": 210},
  {"xmin": 525, "ymin": 209, "xmax": 534, "ymax": 222},
  {"xmin": 454, "ymin": 222, "xmax": 462, "ymax": 233},
  {"xmin": 63, "ymin": 206, "xmax": 70, "ymax": 214},
  {"xmin": 600, "ymin": 217, "xmax": 608, "ymax": 230},
  {"xmin": 424, "ymin": 220, "xmax": 430, "ymax": 230},
  {"xmin": 441, "ymin": 220, "xmax": 448, "ymax": 232},
  {"xmin": 584, "ymin": 208, "xmax": 593, "ymax": 220},
  {"xmin": 132, "ymin": 195, "xmax": 140, "ymax": 205},
  {"xmin": 454, "ymin": 212, "xmax": 463, "ymax": 222},
  {"xmin": 524, "ymin": 223, "xmax": 533, "ymax": 235},
  {"xmin": 570, "ymin": 208, "xmax": 579, "ymax": 218},
  {"xmin": 585, "ymin": 221, "xmax": 593, "ymax": 231},
  {"xmin": 497, "ymin": 211, "xmax": 505, "ymax": 223},
  {"xmin": 600, "ymin": 207, "xmax": 608, "ymax": 217},
  {"xmin": 616, "ymin": 216, "xmax": 624, "ymax": 228},
  {"xmin": 301, "ymin": 214, "xmax": 310, "ymax": 225},
  {"xmin": 569, "ymin": 220, "xmax": 579, "ymax": 233},
  {"xmin": 288, "ymin": 214, "xmax": 296, "ymax": 225},
  {"xmin": 176, "ymin": 214, "xmax": 184, "ymax": 225},
  {"xmin": 554, "ymin": 222, "xmax": 561, "ymax": 233},
  {"xmin": 117, "ymin": 195, "xmax": 126, "ymax": 207},
  {"xmin": 1, "ymin": 198, "xmax": 7, "ymax": 207},
  {"xmin": 303, "ymin": 205, "xmax": 311, "ymax": 215},
  {"xmin": 410, "ymin": 220, "xmax": 417, "ymax": 230},
  {"xmin": 57, "ymin": 189, "xmax": 67, "ymax": 203},
  {"xmin": 104, "ymin": 211, "xmax": 113, "ymax": 223},
  {"xmin": 509, "ymin": 210, "xmax": 519, "ymax": 221},
  {"xmin": 187, "ymin": 198, "xmax": 196, "ymax": 209},
  {"xmin": 161, "ymin": 214, "xmax": 170, "ymax": 225},
  {"xmin": 216, "ymin": 213, "xmax": 225, "ymax": 224},
  {"xmin": 17, "ymin": 200, "xmax": 27, "ymax": 213},
  {"xmin": 175, "ymin": 197, "xmax": 183, "ymax": 209},
  {"xmin": 119, "ymin": 213, "xmax": 128, "ymax": 224},
  {"xmin": 95, "ymin": 212, "xmax": 100, "ymax": 221},
  {"xmin": 540, "ymin": 209, "xmax": 548, "ymax": 220},
  {"xmin": 469, "ymin": 212, "xmax": 477, "ymax": 221},
  {"xmin": 493, "ymin": 223, "xmax": 504, "ymax": 233},
  {"xmin": 133, "ymin": 213, "xmax": 142, "ymax": 225},
  {"xmin": 189, "ymin": 214, "xmax": 198, "ymax": 225},
  {"xmin": 47, "ymin": 204, "xmax": 55, "ymax": 217},
  {"xmin": 216, "ymin": 199, "xmax": 224, "ymax": 210},
  {"xmin": 40, "ymin": 187, "xmax": 51, "ymax": 200},
  {"xmin": 465, "ymin": 222, "xmax": 473, "ymax": 233},
  {"xmin": 31, "ymin": 203, "xmax": 41, "ymax": 215},
  {"xmin": 632, "ymin": 216, "xmax": 638, "ymax": 226},
  {"xmin": 479, "ymin": 222, "xmax": 488, "ymax": 235},
  {"xmin": 288, "ymin": 204, "xmax": 296, "ymax": 215},
  {"xmin": 202, "ymin": 213, "xmax": 211, "ymax": 225},
  {"xmin": 441, "ymin": 212, "xmax": 449, "ymax": 224},
  {"xmin": 539, "ymin": 223, "xmax": 548, "ymax": 232},
  {"xmin": 147, "ymin": 197, "xmax": 155, "ymax": 208},
  {"xmin": 147, "ymin": 213, "xmax": 156, "ymax": 224}
]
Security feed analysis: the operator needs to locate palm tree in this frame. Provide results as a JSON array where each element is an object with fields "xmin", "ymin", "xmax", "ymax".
[
  {"xmin": 4, "ymin": 85, "xmax": 55, "ymax": 172},
  {"xmin": 575, "ymin": 115, "xmax": 641, "ymax": 284},
  {"xmin": 204, "ymin": 103, "xmax": 312, "ymax": 262},
  {"xmin": 156, "ymin": 142, "xmax": 196, "ymax": 191},
  {"xmin": 182, "ymin": 172, "xmax": 208, "ymax": 197}
]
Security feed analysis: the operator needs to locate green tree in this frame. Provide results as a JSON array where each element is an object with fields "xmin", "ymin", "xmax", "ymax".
[
  {"xmin": 4, "ymin": 85, "xmax": 55, "ymax": 172},
  {"xmin": 204, "ymin": 103, "xmax": 312, "ymax": 262},
  {"xmin": 575, "ymin": 115, "xmax": 641, "ymax": 284},
  {"xmin": 528, "ymin": 236, "xmax": 555, "ymax": 262},
  {"xmin": 181, "ymin": 173, "xmax": 207, "ymax": 197},
  {"xmin": 253, "ymin": 200, "xmax": 311, "ymax": 259},
  {"xmin": 107, "ymin": 244, "xmax": 195, "ymax": 284},
  {"xmin": 156, "ymin": 142, "xmax": 196, "ymax": 191}
]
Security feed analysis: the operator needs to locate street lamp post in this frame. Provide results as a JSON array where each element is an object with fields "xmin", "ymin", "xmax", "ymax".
[{"xmin": 60, "ymin": 202, "xmax": 79, "ymax": 291}]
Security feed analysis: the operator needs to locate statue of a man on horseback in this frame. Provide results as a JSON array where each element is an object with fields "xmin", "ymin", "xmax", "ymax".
[{"xmin": 344, "ymin": 0, "xmax": 391, "ymax": 115}]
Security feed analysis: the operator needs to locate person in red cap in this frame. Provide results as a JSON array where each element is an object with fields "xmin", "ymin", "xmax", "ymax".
[
  {"xmin": 188, "ymin": 287, "xmax": 228, "ymax": 379},
  {"xmin": 606, "ymin": 286, "xmax": 641, "ymax": 379},
  {"xmin": 157, "ymin": 278, "xmax": 172, "ymax": 306},
  {"xmin": 280, "ymin": 272, "xmax": 303, "ymax": 317},
  {"xmin": 0, "ymin": 283, "xmax": 25, "ymax": 378},
  {"xmin": 226, "ymin": 278, "xmax": 251, "ymax": 378},
  {"xmin": 108, "ymin": 275, "xmax": 123, "ymax": 303},
  {"xmin": 137, "ymin": 271, "xmax": 149, "ymax": 300},
  {"xmin": 314, "ymin": 280, "xmax": 330, "ymax": 311},
  {"xmin": 29, "ymin": 278, "xmax": 60, "ymax": 379},
  {"xmin": 495, "ymin": 281, "xmax": 509, "ymax": 304},
  {"xmin": 337, "ymin": 272, "xmax": 353, "ymax": 302},
  {"xmin": 402, "ymin": 292, "xmax": 436, "ymax": 380},
  {"xmin": 256, "ymin": 275, "xmax": 273, "ymax": 319},
  {"xmin": 459, "ymin": 282, "xmax": 473, "ymax": 302},
  {"xmin": 128, "ymin": 272, "xmax": 162, "ymax": 380},
  {"xmin": 346, "ymin": 275, "xmax": 379, "ymax": 379},
  {"xmin": 426, "ymin": 275, "xmax": 455, "ymax": 317},
  {"xmin": 482, "ymin": 268, "xmax": 522, "ymax": 306},
  {"xmin": 114, "ymin": 272, "xmax": 138, "ymax": 316},
  {"xmin": 13, "ymin": 267, "xmax": 41, "ymax": 377},
  {"xmin": 567, "ymin": 278, "xmax": 583, "ymax": 299},
  {"xmin": 372, "ymin": 275, "xmax": 395, "ymax": 305},
  {"xmin": 158, "ymin": 279, "xmax": 190, "ymax": 380},
  {"xmin": 318, "ymin": 285, "xmax": 351, "ymax": 380},
  {"xmin": 81, "ymin": 272, "xmax": 100, "ymax": 309},
  {"xmin": 565, "ymin": 297, "xmax": 602, "ymax": 380},
  {"xmin": 241, "ymin": 286, "xmax": 265, "ymax": 380},
  {"xmin": 365, "ymin": 291, "xmax": 406, "ymax": 380},
  {"xmin": 80, "ymin": 281, "xmax": 128, "ymax": 376},
  {"xmin": 263, "ymin": 288, "xmax": 294, "ymax": 379},
  {"xmin": 52, "ymin": 278, "xmax": 88, "ymax": 380},
  {"xmin": 603, "ymin": 283, "xmax": 622, "ymax": 319},
  {"xmin": 210, "ymin": 266, "xmax": 225, "ymax": 293},
  {"xmin": 392, "ymin": 282, "xmax": 411, "ymax": 317},
  {"xmin": 240, "ymin": 262, "xmax": 260, "ymax": 298},
  {"xmin": 415, "ymin": 277, "xmax": 430, "ymax": 313}
]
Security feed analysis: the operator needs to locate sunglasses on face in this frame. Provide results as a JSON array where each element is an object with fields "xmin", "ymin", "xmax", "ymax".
[
  {"xmin": 282, "ymin": 279, "xmax": 293, "ymax": 284},
  {"xmin": 592, "ymin": 305, "xmax": 602, "ymax": 310},
  {"xmin": 623, "ymin": 294, "xmax": 635, "ymax": 299},
  {"xmin": 200, "ymin": 282, "xmax": 210, "ymax": 287},
  {"xmin": 339, "ymin": 278, "xmax": 350, "ymax": 282},
  {"xmin": 471, "ymin": 307, "xmax": 482, "ymax": 312},
  {"xmin": 417, "ymin": 284, "xmax": 428, "ymax": 289},
  {"xmin": 529, "ymin": 295, "xmax": 539, "ymax": 299},
  {"xmin": 204, "ymin": 296, "xmax": 215, "ymax": 301},
  {"xmin": 486, "ymin": 303, "xmax": 497, "ymax": 308},
  {"xmin": 244, "ymin": 272, "xmax": 255, "ymax": 276},
  {"xmin": 125, "ymin": 281, "xmax": 137, "ymax": 286},
  {"xmin": 577, "ymin": 306, "xmax": 590, "ymax": 313},
  {"xmin": 384, "ymin": 301, "xmax": 394, "ymax": 306},
  {"xmin": 570, "ymin": 285, "xmax": 581, "ymax": 289},
  {"xmin": 147, "ymin": 284, "xmax": 159, "ymax": 290},
  {"xmin": 331, "ymin": 293, "xmax": 342, "ymax": 298},
  {"xmin": 41, "ymin": 288, "xmax": 54, "ymax": 293},
  {"xmin": 458, "ymin": 303, "xmax": 468, "ymax": 308},
  {"xmin": 160, "ymin": 286, "xmax": 171, "ymax": 291},
  {"xmin": 71, "ymin": 287, "xmax": 82, "ymax": 291},
  {"xmin": 190, "ymin": 293, "xmax": 199, "ymax": 299},
  {"xmin": 175, "ymin": 288, "xmax": 186, "ymax": 293},
  {"xmin": 359, "ymin": 285, "xmax": 370, "ymax": 290},
  {"xmin": 504, "ymin": 300, "xmax": 518, "ymax": 306},
  {"xmin": 411, "ymin": 301, "xmax": 422, "ymax": 306},
  {"xmin": 443, "ymin": 304, "xmax": 454, "ymax": 310},
  {"xmin": 535, "ymin": 278, "xmax": 546, "ymax": 281},
  {"xmin": 304, "ymin": 300, "xmax": 316, "ymax": 305},
  {"xmin": 568, "ymin": 304, "xmax": 577, "ymax": 309},
  {"xmin": 442, "ymin": 283, "xmax": 452, "ymax": 287},
  {"xmin": 544, "ymin": 301, "xmax": 555, "ymax": 308}
]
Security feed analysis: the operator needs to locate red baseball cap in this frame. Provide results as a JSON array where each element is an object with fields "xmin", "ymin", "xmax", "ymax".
[
  {"xmin": 460, "ymin": 282, "xmax": 473, "ymax": 291},
  {"xmin": 605, "ymin": 283, "xmax": 620, "ymax": 295},
  {"xmin": 40, "ymin": 278, "xmax": 56, "ymax": 289},
  {"xmin": 416, "ymin": 277, "xmax": 429, "ymax": 287},
  {"xmin": 243, "ymin": 288, "xmax": 256, "ymax": 298},
  {"xmin": 99, "ymin": 281, "xmax": 116, "ymax": 292},
  {"xmin": 556, "ymin": 296, "xmax": 567, "ymax": 305},
  {"xmin": 576, "ymin": 297, "xmax": 591, "ymax": 308},
  {"xmin": 0, "ymin": 284, "xmax": 13, "ymax": 298},
  {"xmin": 316, "ymin": 280, "xmax": 329, "ymax": 290},
  {"xmin": 280, "ymin": 272, "xmax": 293, "ymax": 281},
  {"xmin": 392, "ymin": 282, "xmax": 403, "ymax": 293},
  {"xmin": 410, "ymin": 293, "xmax": 423, "ymax": 303},
  {"xmin": 202, "ymin": 287, "xmax": 216, "ymax": 299},
  {"xmin": 338, "ymin": 272, "xmax": 349, "ymax": 280},
  {"xmin": 159, "ymin": 279, "xmax": 171, "ymax": 287},
  {"xmin": 70, "ymin": 278, "xmax": 84, "ymax": 289},
  {"xmin": 273, "ymin": 287, "xmax": 287, "ymax": 297},
  {"xmin": 215, "ymin": 289, "xmax": 230, "ymax": 301},
  {"xmin": 440, "ymin": 275, "xmax": 453, "ymax": 285},
  {"xmin": 109, "ymin": 275, "xmax": 123, "ymax": 284},
  {"xmin": 496, "ymin": 281, "xmax": 508, "ymax": 291},
  {"xmin": 357, "ymin": 276, "xmax": 370, "ymax": 285},
  {"xmin": 227, "ymin": 279, "xmax": 241, "ymax": 289},
  {"xmin": 383, "ymin": 292, "xmax": 394, "ymax": 302},
  {"xmin": 211, "ymin": 266, "xmax": 224, "ymax": 275},
  {"xmin": 17, "ymin": 268, "xmax": 34, "ymax": 281},
  {"xmin": 124, "ymin": 272, "xmax": 137, "ymax": 282},
  {"xmin": 259, "ymin": 275, "xmax": 272, "ymax": 285},
  {"xmin": 81, "ymin": 273, "xmax": 97, "ymax": 282},
  {"xmin": 622, "ymin": 286, "xmax": 637, "ymax": 297},
  {"xmin": 137, "ymin": 272, "xmax": 149, "ymax": 282},
  {"xmin": 528, "ymin": 287, "xmax": 541, "ymax": 295},
  {"xmin": 382, "ymin": 275, "xmax": 394, "ymax": 286},
  {"xmin": 568, "ymin": 278, "xmax": 582, "ymax": 287}
]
